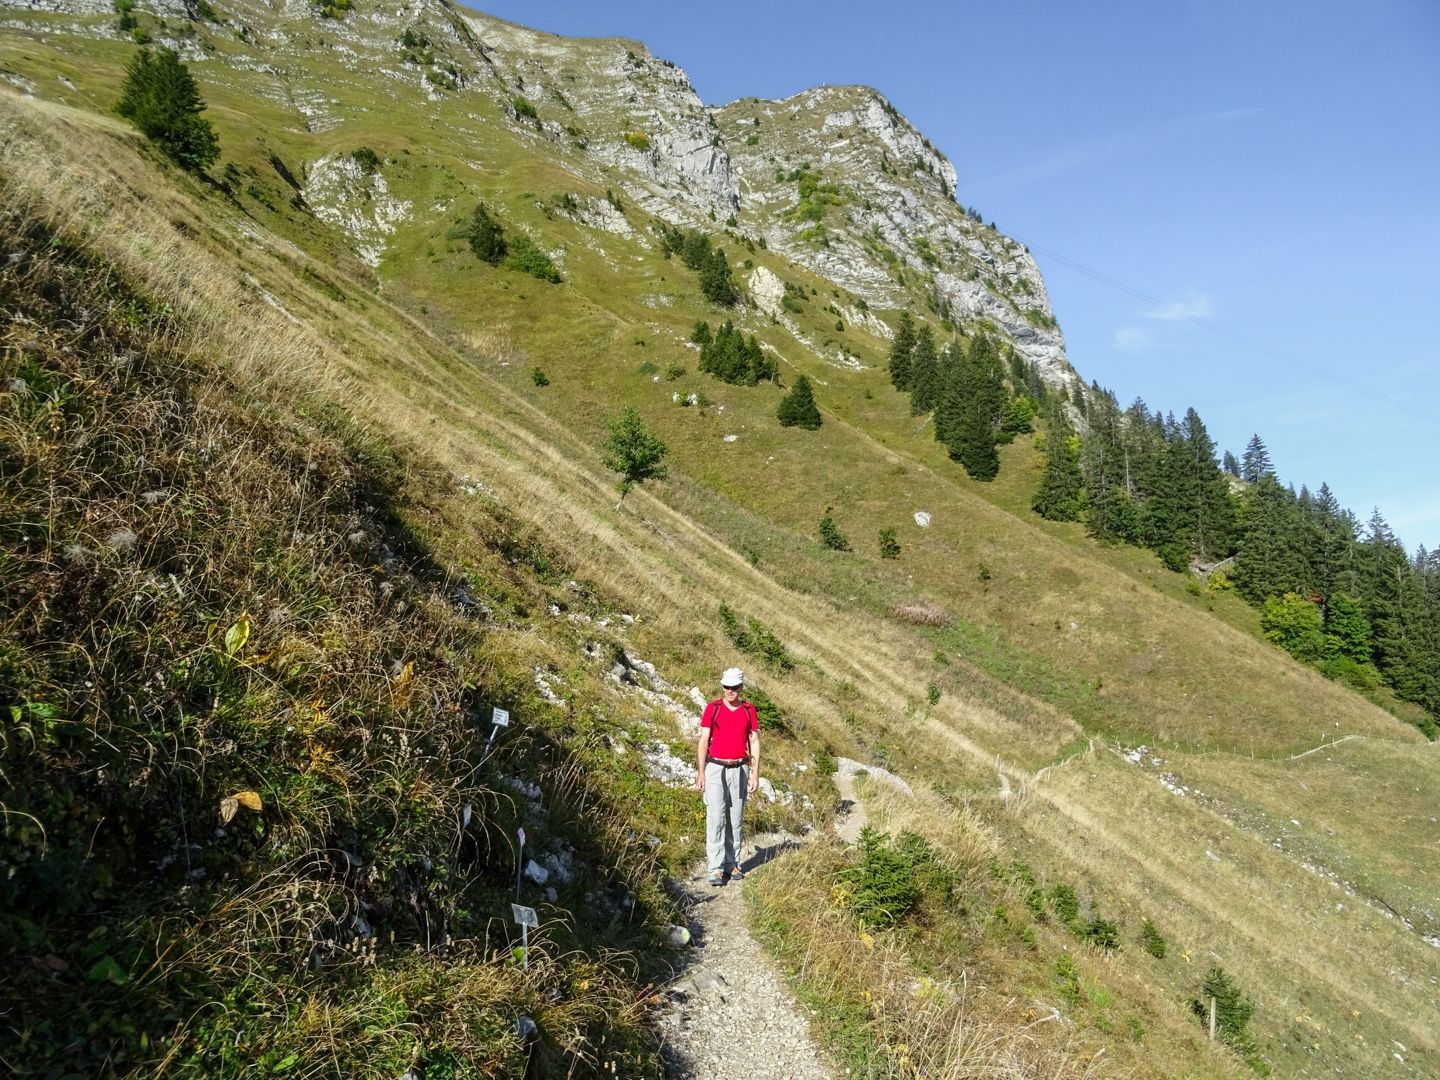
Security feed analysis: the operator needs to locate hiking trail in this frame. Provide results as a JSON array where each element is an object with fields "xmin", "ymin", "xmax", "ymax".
[
  {"xmin": 656, "ymin": 832, "xmax": 833, "ymax": 1080},
  {"xmin": 657, "ymin": 758, "xmax": 915, "ymax": 1077}
]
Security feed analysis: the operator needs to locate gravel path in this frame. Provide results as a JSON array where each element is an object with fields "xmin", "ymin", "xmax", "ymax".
[{"xmin": 656, "ymin": 833, "xmax": 834, "ymax": 1080}]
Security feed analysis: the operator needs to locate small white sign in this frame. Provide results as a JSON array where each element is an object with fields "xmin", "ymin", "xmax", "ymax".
[
  {"xmin": 492, "ymin": 707, "xmax": 511, "ymax": 728},
  {"xmin": 511, "ymin": 903, "xmax": 539, "ymax": 928}
]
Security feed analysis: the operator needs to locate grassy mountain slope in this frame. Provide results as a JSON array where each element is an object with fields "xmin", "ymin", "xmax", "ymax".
[{"xmin": 2, "ymin": 2, "xmax": 1437, "ymax": 1076}]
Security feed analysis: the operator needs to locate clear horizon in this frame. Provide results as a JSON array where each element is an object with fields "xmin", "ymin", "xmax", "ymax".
[{"xmin": 472, "ymin": 1, "xmax": 1440, "ymax": 554}]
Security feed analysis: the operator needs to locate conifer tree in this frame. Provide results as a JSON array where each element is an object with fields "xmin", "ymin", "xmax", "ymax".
[
  {"xmin": 908, "ymin": 325, "xmax": 940, "ymax": 414},
  {"xmin": 1222, "ymin": 449, "xmax": 1240, "ymax": 476},
  {"xmin": 466, "ymin": 202, "xmax": 507, "ymax": 264},
  {"xmin": 1241, "ymin": 434, "xmax": 1273, "ymax": 483},
  {"xmin": 888, "ymin": 310, "xmax": 916, "ymax": 391},
  {"xmin": 946, "ymin": 334, "xmax": 1006, "ymax": 481},
  {"xmin": 1324, "ymin": 592, "xmax": 1373, "ymax": 664},
  {"xmin": 1033, "ymin": 415, "xmax": 1083, "ymax": 521},
  {"xmin": 777, "ymin": 374, "xmax": 821, "ymax": 429},
  {"xmin": 115, "ymin": 47, "xmax": 220, "ymax": 172},
  {"xmin": 699, "ymin": 246, "xmax": 738, "ymax": 306},
  {"xmin": 932, "ymin": 340, "xmax": 965, "ymax": 447}
]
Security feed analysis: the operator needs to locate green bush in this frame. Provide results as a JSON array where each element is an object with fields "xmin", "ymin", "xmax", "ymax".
[
  {"xmin": 925, "ymin": 683, "xmax": 940, "ymax": 707},
  {"xmin": 813, "ymin": 748, "xmax": 838, "ymax": 774},
  {"xmin": 504, "ymin": 235, "xmax": 561, "ymax": 283},
  {"xmin": 511, "ymin": 96, "xmax": 537, "ymax": 120},
  {"xmin": 1083, "ymin": 914, "xmax": 1120, "ymax": 951},
  {"xmin": 531, "ymin": 368, "xmax": 549, "ymax": 387},
  {"xmin": 841, "ymin": 829, "xmax": 952, "ymax": 928},
  {"xmin": 819, "ymin": 513, "xmax": 850, "ymax": 552},
  {"xmin": 1141, "ymin": 918, "xmax": 1167, "ymax": 958},
  {"xmin": 1191, "ymin": 966, "xmax": 1266, "ymax": 1071},
  {"xmin": 623, "ymin": 131, "xmax": 651, "ymax": 151},
  {"xmin": 877, "ymin": 527, "xmax": 899, "ymax": 560},
  {"xmin": 745, "ymin": 683, "xmax": 789, "ymax": 734},
  {"xmin": 1049, "ymin": 883, "xmax": 1079, "ymax": 925},
  {"xmin": 718, "ymin": 602, "xmax": 794, "ymax": 672},
  {"xmin": 351, "ymin": 146, "xmax": 380, "ymax": 174},
  {"xmin": 1054, "ymin": 955, "xmax": 1083, "ymax": 1005}
]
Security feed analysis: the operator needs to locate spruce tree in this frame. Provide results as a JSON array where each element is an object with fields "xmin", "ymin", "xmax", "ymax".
[
  {"xmin": 946, "ymin": 335, "xmax": 1006, "ymax": 481},
  {"xmin": 777, "ymin": 374, "xmax": 821, "ymax": 429},
  {"xmin": 908, "ymin": 325, "xmax": 940, "ymax": 414},
  {"xmin": 931, "ymin": 340, "xmax": 965, "ymax": 447},
  {"xmin": 888, "ymin": 310, "xmax": 916, "ymax": 391},
  {"xmin": 1033, "ymin": 415, "xmax": 1083, "ymax": 521},
  {"xmin": 466, "ymin": 202, "xmax": 507, "ymax": 264},
  {"xmin": 1222, "ymin": 449, "xmax": 1240, "ymax": 476},
  {"xmin": 115, "ymin": 47, "xmax": 220, "ymax": 172},
  {"xmin": 699, "ymin": 246, "xmax": 738, "ymax": 306},
  {"xmin": 1241, "ymin": 433, "xmax": 1273, "ymax": 483}
]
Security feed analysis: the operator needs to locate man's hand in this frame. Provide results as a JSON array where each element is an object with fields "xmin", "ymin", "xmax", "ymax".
[
  {"xmin": 747, "ymin": 770, "xmax": 759, "ymax": 796},
  {"xmin": 695, "ymin": 768, "xmax": 706, "ymax": 793}
]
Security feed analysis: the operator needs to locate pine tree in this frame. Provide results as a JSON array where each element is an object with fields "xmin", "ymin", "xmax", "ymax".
[
  {"xmin": 908, "ymin": 325, "xmax": 940, "ymax": 414},
  {"xmin": 931, "ymin": 340, "xmax": 964, "ymax": 446},
  {"xmin": 1033, "ymin": 415, "xmax": 1083, "ymax": 521},
  {"xmin": 777, "ymin": 374, "xmax": 821, "ymax": 429},
  {"xmin": 1241, "ymin": 433, "xmax": 1273, "ymax": 483},
  {"xmin": 699, "ymin": 246, "xmax": 738, "ymax": 306},
  {"xmin": 115, "ymin": 47, "xmax": 220, "ymax": 172},
  {"xmin": 888, "ymin": 310, "xmax": 916, "ymax": 391},
  {"xmin": 1233, "ymin": 477, "xmax": 1312, "ymax": 601},
  {"xmin": 946, "ymin": 335, "xmax": 1006, "ymax": 481},
  {"xmin": 1222, "ymin": 449, "xmax": 1240, "ymax": 476},
  {"xmin": 466, "ymin": 202, "xmax": 507, "ymax": 264},
  {"xmin": 1324, "ymin": 592, "xmax": 1372, "ymax": 664}
]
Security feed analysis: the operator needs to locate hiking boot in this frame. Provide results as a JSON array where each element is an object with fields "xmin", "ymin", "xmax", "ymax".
[
  {"xmin": 727, "ymin": 865, "xmax": 745, "ymax": 881},
  {"xmin": 707, "ymin": 870, "xmax": 725, "ymax": 887}
]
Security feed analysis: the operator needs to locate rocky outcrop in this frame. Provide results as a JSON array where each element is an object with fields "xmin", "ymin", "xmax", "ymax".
[{"xmin": 718, "ymin": 86, "xmax": 1074, "ymax": 388}]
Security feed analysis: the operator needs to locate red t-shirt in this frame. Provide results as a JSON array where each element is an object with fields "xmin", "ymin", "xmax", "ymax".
[{"xmin": 701, "ymin": 699, "xmax": 758, "ymax": 759}]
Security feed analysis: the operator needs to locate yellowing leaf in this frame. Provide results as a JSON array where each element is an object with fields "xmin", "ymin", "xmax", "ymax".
[
  {"xmin": 223, "ymin": 613, "xmax": 251, "ymax": 657},
  {"xmin": 219, "ymin": 796, "xmax": 239, "ymax": 824},
  {"xmin": 234, "ymin": 790, "xmax": 263, "ymax": 812},
  {"xmin": 395, "ymin": 661, "xmax": 414, "ymax": 688}
]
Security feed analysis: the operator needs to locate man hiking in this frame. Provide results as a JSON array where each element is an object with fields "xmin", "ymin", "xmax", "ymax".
[{"xmin": 695, "ymin": 667, "xmax": 760, "ymax": 887}]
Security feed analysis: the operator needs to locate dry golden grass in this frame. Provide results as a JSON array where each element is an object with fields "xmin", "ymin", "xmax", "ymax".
[{"xmin": 5, "ymin": 90, "xmax": 1435, "ymax": 1075}]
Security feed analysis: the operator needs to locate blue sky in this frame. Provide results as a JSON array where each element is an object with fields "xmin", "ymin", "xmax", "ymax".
[{"xmin": 472, "ymin": 1, "xmax": 1440, "ymax": 552}]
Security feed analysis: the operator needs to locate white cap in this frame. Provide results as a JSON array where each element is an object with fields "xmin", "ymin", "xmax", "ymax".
[{"xmin": 721, "ymin": 667, "xmax": 744, "ymax": 687}]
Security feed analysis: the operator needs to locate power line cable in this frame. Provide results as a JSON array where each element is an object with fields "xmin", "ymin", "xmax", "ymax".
[{"xmin": 1018, "ymin": 238, "xmax": 1440, "ymax": 428}]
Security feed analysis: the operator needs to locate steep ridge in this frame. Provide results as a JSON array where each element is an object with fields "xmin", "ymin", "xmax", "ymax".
[{"xmin": 1, "ymin": 2, "xmax": 1437, "ymax": 1076}]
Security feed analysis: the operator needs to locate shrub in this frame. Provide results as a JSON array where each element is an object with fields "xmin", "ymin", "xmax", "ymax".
[
  {"xmin": 1049, "ymin": 883, "xmax": 1080, "ymax": 925},
  {"xmin": 1260, "ymin": 593, "xmax": 1327, "ymax": 663},
  {"xmin": 664, "ymin": 363, "xmax": 686, "ymax": 381},
  {"xmin": 351, "ymin": 146, "xmax": 380, "ymax": 174},
  {"xmin": 745, "ymin": 683, "xmax": 789, "ymax": 734},
  {"xmin": 718, "ymin": 603, "xmax": 794, "ymax": 672},
  {"xmin": 813, "ymin": 748, "xmax": 838, "ymax": 774},
  {"xmin": 877, "ymin": 527, "xmax": 900, "ymax": 559},
  {"xmin": 925, "ymin": 683, "xmax": 940, "ymax": 707},
  {"xmin": 841, "ymin": 829, "xmax": 952, "ymax": 928},
  {"xmin": 1191, "ymin": 966, "xmax": 1265, "ymax": 1069},
  {"xmin": 622, "ymin": 131, "xmax": 651, "ymax": 151},
  {"xmin": 1083, "ymin": 915, "xmax": 1120, "ymax": 950},
  {"xmin": 1141, "ymin": 917, "xmax": 1167, "ymax": 958},
  {"xmin": 511, "ymin": 96, "xmax": 537, "ymax": 120},
  {"xmin": 531, "ymin": 368, "xmax": 549, "ymax": 387},
  {"xmin": 504, "ymin": 235, "xmax": 561, "ymax": 283},
  {"xmin": 466, "ymin": 203, "xmax": 507, "ymax": 265},
  {"xmin": 819, "ymin": 513, "xmax": 850, "ymax": 552},
  {"xmin": 1054, "ymin": 955, "xmax": 1083, "ymax": 1005},
  {"xmin": 115, "ymin": 47, "xmax": 220, "ymax": 172}
]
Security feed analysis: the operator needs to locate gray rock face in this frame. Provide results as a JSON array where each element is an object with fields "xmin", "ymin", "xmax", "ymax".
[{"xmin": 718, "ymin": 86, "xmax": 1075, "ymax": 388}]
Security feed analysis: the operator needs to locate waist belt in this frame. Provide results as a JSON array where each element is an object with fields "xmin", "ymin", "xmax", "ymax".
[{"xmin": 708, "ymin": 757, "xmax": 748, "ymax": 768}]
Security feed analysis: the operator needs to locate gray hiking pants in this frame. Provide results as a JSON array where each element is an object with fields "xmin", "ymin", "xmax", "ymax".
[{"xmin": 704, "ymin": 761, "xmax": 748, "ymax": 873}]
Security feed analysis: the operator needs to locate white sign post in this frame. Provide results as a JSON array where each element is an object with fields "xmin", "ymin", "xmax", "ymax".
[
  {"xmin": 514, "ymin": 826, "xmax": 525, "ymax": 900},
  {"xmin": 511, "ymin": 903, "xmax": 538, "ymax": 969},
  {"xmin": 487, "ymin": 706, "xmax": 511, "ymax": 745}
]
